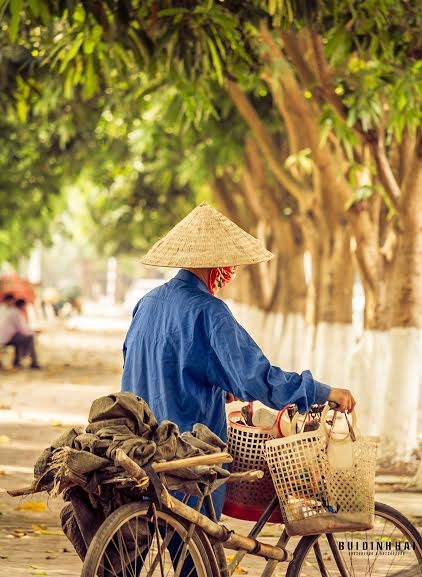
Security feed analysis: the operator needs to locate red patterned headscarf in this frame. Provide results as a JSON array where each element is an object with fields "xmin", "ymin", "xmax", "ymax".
[{"xmin": 207, "ymin": 266, "xmax": 237, "ymax": 295}]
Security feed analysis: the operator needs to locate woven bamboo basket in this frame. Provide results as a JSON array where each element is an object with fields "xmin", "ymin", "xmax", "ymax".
[
  {"xmin": 223, "ymin": 410, "xmax": 282, "ymax": 522},
  {"xmin": 264, "ymin": 407, "xmax": 378, "ymax": 536}
]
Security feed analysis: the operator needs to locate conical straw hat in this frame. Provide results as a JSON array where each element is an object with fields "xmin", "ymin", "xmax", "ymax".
[{"xmin": 141, "ymin": 202, "xmax": 274, "ymax": 268}]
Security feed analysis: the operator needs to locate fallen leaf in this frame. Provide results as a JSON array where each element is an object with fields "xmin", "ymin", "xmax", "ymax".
[
  {"xmin": 0, "ymin": 435, "xmax": 10, "ymax": 445},
  {"xmin": 8, "ymin": 529, "xmax": 29, "ymax": 538},
  {"xmin": 17, "ymin": 501, "xmax": 47, "ymax": 512},
  {"xmin": 32, "ymin": 524, "xmax": 48, "ymax": 531},
  {"xmin": 234, "ymin": 567, "xmax": 248, "ymax": 574},
  {"xmin": 36, "ymin": 529, "xmax": 64, "ymax": 536},
  {"xmin": 49, "ymin": 420, "xmax": 63, "ymax": 427},
  {"xmin": 0, "ymin": 403, "xmax": 11, "ymax": 410}
]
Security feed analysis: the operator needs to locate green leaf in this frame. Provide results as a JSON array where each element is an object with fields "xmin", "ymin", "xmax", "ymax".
[
  {"xmin": 127, "ymin": 28, "xmax": 150, "ymax": 66},
  {"xmin": 345, "ymin": 185, "xmax": 373, "ymax": 210},
  {"xmin": 268, "ymin": 0, "xmax": 277, "ymax": 16},
  {"xmin": 9, "ymin": 0, "xmax": 23, "ymax": 42},
  {"xmin": 16, "ymin": 98, "xmax": 27, "ymax": 122},
  {"xmin": 27, "ymin": 0, "xmax": 40, "ymax": 17},
  {"xmin": 157, "ymin": 8, "xmax": 189, "ymax": 17},
  {"xmin": 207, "ymin": 38, "xmax": 223, "ymax": 85},
  {"xmin": 58, "ymin": 33, "xmax": 84, "ymax": 74},
  {"xmin": 396, "ymin": 90, "xmax": 407, "ymax": 112},
  {"xmin": 83, "ymin": 53, "xmax": 98, "ymax": 99},
  {"xmin": 346, "ymin": 107, "xmax": 357, "ymax": 127},
  {"xmin": 63, "ymin": 67, "xmax": 75, "ymax": 99}
]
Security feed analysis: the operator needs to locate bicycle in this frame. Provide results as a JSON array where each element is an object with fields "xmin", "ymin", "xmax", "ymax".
[{"xmin": 80, "ymin": 448, "xmax": 422, "ymax": 577}]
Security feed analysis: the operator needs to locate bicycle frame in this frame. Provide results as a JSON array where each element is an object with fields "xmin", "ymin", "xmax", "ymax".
[
  {"xmin": 160, "ymin": 484, "xmax": 292, "ymax": 563},
  {"xmin": 116, "ymin": 448, "xmax": 293, "ymax": 567}
]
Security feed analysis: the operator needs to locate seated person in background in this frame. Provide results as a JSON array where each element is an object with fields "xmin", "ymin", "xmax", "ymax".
[{"xmin": 0, "ymin": 297, "xmax": 41, "ymax": 369}]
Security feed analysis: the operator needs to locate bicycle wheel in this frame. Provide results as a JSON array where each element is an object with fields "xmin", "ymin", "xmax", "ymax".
[
  {"xmin": 287, "ymin": 501, "xmax": 422, "ymax": 577},
  {"xmin": 81, "ymin": 501, "xmax": 218, "ymax": 577}
]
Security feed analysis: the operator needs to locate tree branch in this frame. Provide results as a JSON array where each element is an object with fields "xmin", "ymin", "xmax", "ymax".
[
  {"xmin": 261, "ymin": 70, "xmax": 300, "ymax": 153},
  {"xmin": 211, "ymin": 175, "xmax": 238, "ymax": 219},
  {"xmin": 224, "ymin": 79, "xmax": 311, "ymax": 210},
  {"xmin": 369, "ymin": 131, "xmax": 401, "ymax": 213},
  {"xmin": 308, "ymin": 32, "xmax": 351, "ymax": 122},
  {"xmin": 401, "ymin": 127, "xmax": 422, "ymax": 211},
  {"xmin": 244, "ymin": 137, "xmax": 284, "ymax": 218},
  {"xmin": 398, "ymin": 130, "xmax": 417, "ymax": 188}
]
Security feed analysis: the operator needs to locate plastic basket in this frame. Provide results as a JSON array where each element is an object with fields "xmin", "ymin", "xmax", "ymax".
[
  {"xmin": 264, "ymin": 407, "xmax": 378, "ymax": 536},
  {"xmin": 223, "ymin": 410, "xmax": 282, "ymax": 522}
]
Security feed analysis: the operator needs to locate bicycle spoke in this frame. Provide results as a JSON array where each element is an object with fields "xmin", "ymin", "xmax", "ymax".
[
  {"xmin": 152, "ymin": 504, "xmax": 165, "ymax": 577},
  {"xmin": 82, "ymin": 503, "xmax": 214, "ymax": 577},
  {"xmin": 120, "ymin": 526, "xmax": 139, "ymax": 577},
  {"xmin": 287, "ymin": 503, "xmax": 422, "ymax": 577},
  {"xmin": 100, "ymin": 546, "xmax": 124, "ymax": 577}
]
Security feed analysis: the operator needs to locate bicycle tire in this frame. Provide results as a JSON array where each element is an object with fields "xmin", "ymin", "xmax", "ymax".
[
  {"xmin": 81, "ymin": 501, "xmax": 218, "ymax": 577},
  {"xmin": 286, "ymin": 501, "xmax": 422, "ymax": 577}
]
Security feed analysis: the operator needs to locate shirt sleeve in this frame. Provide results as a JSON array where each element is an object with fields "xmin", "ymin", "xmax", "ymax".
[{"xmin": 206, "ymin": 307, "xmax": 330, "ymax": 414}]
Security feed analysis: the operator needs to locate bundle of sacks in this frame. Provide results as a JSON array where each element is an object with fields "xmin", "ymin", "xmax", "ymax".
[{"xmin": 9, "ymin": 392, "xmax": 229, "ymax": 560}]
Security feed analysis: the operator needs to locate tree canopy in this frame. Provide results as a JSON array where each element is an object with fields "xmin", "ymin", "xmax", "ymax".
[{"xmin": 0, "ymin": 0, "xmax": 421, "ymax": 267}]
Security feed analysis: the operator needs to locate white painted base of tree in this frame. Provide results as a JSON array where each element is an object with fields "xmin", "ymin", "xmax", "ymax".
[
  {"xmin": 225, "ymin": 302, "xmax": 421, "ymax": 469},
  {"xmin": 225, "ymin": 302, "xmax": 309, "ymax": 371},
  {"xmin": 311, "ymin": 322, "xmax": 354, "ymax": 389},
  {"xmin": 225, "ymin": 301, "xmax": 268, "ymax": 351},
  {"xmin": 379, "ymin": 327, "xmax": 422, "ymax": 463},
  {"xmin": 275, "ymin": 313, "xmax": 310, "ymax": 372},
  {"xmin": 226, "ymin": 303, "xmax": 355, "ymax": 386},
  {"xmin": 348, "ymin": 330, "xmax": 391, "ymax": 436}
]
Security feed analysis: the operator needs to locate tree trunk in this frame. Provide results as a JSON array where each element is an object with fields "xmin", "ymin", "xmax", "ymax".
[
  {"xmin": 310, "ymin": 225, "xmax": 354, "ymax": 387},
  {"xmin": 380, "ymin": 210, "xmax": 422, "ymax": 463}
]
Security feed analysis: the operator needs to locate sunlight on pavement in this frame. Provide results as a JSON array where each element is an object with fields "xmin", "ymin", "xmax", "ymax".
[{"xmin": 0, "ymin": 464, "xmax": 34, "ymax": 474}]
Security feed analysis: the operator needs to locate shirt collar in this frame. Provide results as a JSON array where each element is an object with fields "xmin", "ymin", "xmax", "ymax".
[{"xmin": 174, "ymin": 269, "xmax": 210, "ymax": 294}]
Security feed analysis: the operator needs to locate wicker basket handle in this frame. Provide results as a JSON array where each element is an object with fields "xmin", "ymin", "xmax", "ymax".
[
  {"xmin": 321, "ymin": 405, "xmax": 358, "ymax": 442},
  {"xmin": 282, "ymin": 409, "xmax": 313, "ymax": 437}
]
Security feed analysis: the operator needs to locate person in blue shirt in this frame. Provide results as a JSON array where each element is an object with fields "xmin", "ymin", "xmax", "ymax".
[{"xmin": 121, "ymin": 202, "xmax": 356, "ymax": 517}]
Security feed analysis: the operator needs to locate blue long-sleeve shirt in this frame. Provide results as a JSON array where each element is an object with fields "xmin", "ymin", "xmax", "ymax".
[{"xmin": 121, "ymin": 269, "xmax": 330, "ymax": 442}]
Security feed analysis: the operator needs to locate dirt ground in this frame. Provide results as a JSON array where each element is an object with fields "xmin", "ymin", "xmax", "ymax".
[{"xmin": 0, "ymin": 304, "xmax": 420, "ymax": 577}]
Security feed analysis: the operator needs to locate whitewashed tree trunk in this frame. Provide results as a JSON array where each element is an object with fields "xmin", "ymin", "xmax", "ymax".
[
  {"xmin": 379, "ymin": 327, "xmax": 422, "ymax": 463},
  {"xmin": 311, "ymin": 322, "xmax": 354, "ymax": 388},
  {"xmin": 227, "ymin": 301, "xmax": 320, "ymax": 379},
  {"xmin": 226, "ymin": 301, "xmax": 266, "ymax": 349},
  {"xmin": 276, "ymin": 313, "xmax": 310, "ymax": 372},
  {"xmin": 348, "ymin": 330, "xmax": 391, "ymax": 436},
  {"xmin": 227, "ymin": 302, "xmax": 280, "ymax": 358},
  {"xmin": 261, "ymin": 310, "xmax": 284, "ymax": 364}
]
